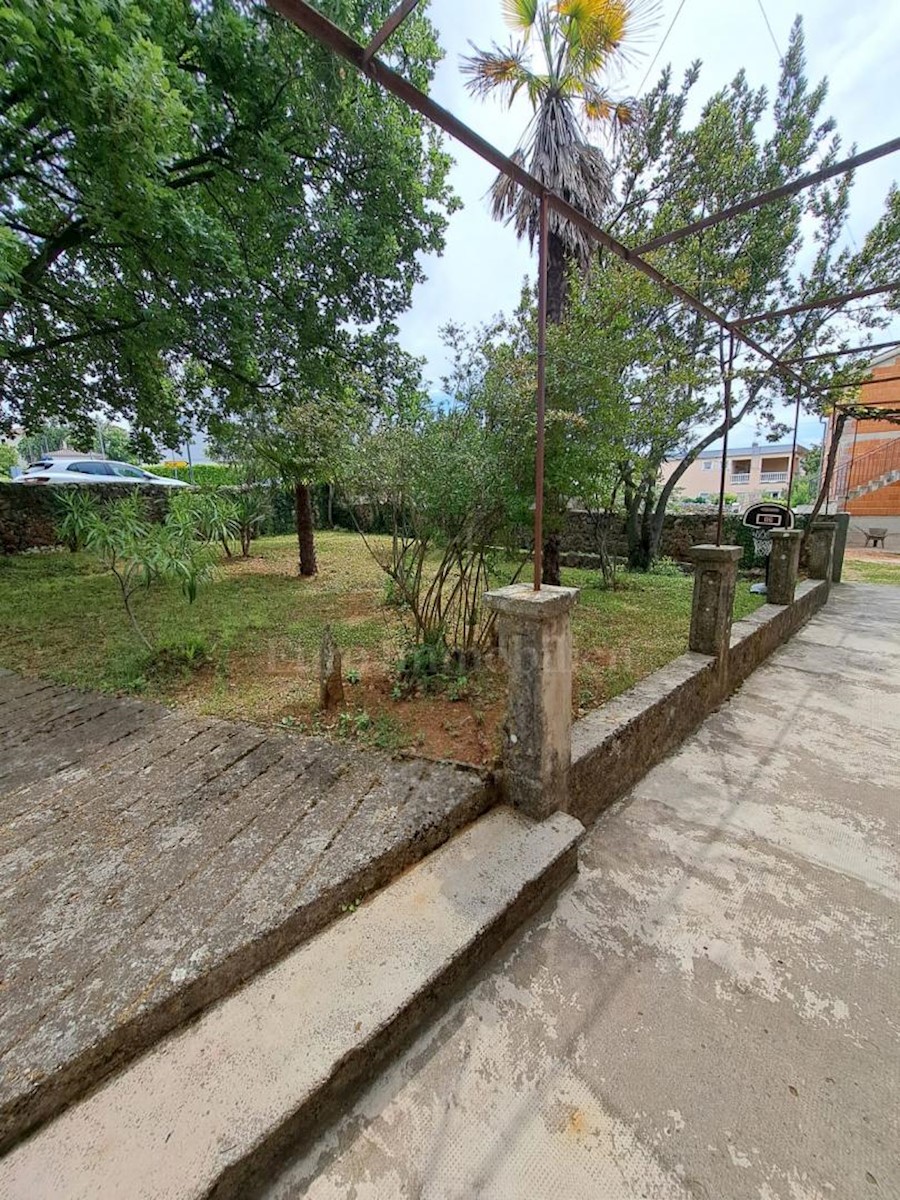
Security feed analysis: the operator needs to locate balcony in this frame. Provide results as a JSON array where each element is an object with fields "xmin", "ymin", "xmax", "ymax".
[
  {"xmin": 730, "ymin": 473, "xmax": 751, "ymax": 485},
  {"xmin": 760, "ymin": 471, "xmax": 788, "ymax": 483}
]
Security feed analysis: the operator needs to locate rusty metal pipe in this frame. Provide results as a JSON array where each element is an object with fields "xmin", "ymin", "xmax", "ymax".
[{"xmin": 534, "ymin": 194, "xmax": 549, "ymax": 591}]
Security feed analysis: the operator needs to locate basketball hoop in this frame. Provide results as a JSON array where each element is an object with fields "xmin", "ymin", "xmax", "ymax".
[
  {"xmin": 742, "ymin": 501, "xmax": 794, "ymax": 567},
  {"xmin": 751, "ymin": 528, "xmax": 774, "ymax": 560}
]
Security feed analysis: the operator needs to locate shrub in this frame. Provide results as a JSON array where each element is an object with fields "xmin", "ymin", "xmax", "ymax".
[
  {"xmin": 143, "ymin": 463, "xmax": 241, "ymax": 487},
  {"xmin": 55, "ymin": 490, "xmax": 96, "ymax": 552},
  {"xmin": 63, "ymin": 493, "xmax": 217, "ymax": 648},
  {"xmin": 233, "ymin": 487, "xmax": 271, "ymax": 556}
]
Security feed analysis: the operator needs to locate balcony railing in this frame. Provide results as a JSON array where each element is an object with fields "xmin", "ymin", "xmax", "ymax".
[
  {"xmin": 730, "ymin": 473, "xmax": 751, "ymax": 485},
  {"xmin": 760, "ymin": 471, "xmax": 788, "ymax": 483}
]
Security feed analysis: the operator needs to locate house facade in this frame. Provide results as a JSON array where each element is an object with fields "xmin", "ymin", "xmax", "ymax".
[
  {"xmin": 660, "ymin": 442, "xmax": 806, "ymax": 506},
  {"xmin": 828, "ymin": 349, "xmax": 900, "ymax": 536}
]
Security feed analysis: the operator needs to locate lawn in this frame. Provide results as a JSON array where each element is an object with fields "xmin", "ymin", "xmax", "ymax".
[
  {"xmin": 842, "ymin": 553, "xmax": 900, "ymax": 585},
  {"xmin": 0, "ymin": 531, "xmax": 764, "ymax": 765}
]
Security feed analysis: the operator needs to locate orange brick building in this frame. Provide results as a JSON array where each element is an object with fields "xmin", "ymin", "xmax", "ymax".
[{"xmin": 828, "ymin": 349, "xmax": 900, "ymax": 544}]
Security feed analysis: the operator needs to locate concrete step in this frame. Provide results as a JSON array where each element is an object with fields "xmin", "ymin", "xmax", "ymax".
[{"xmin": 0, "ymin": 807, "xmax": 583, "ymax": 1200}]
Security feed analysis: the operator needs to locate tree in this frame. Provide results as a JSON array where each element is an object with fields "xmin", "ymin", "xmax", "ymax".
[
  {"xmin": 0, "ymin": 443, "xmax": 18, "ymax": 477},
  {"xmin": 57, "ymin": 491, "xmax": 217, "ymax": 648},
  {"xmin": 582, "ymin": 22, "xmax": 891, "ymax": 565},
  {"xmin": 0, "ymin": 0, "xmax": 455, "ymax": 446},
  {"xmin": 94, "ymin": 421, "xmax": 137, "ymax": 463},
  {"xmin": 463, "ymin": 0, "xmax": 652, "ymax": 581},
  {"xmin": 211, "ymin": 390, "xmax": 366, "ymax": 576}
]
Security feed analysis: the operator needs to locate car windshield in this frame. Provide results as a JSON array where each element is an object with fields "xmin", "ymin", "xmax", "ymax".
[{"xmin": 112, "ymin": 465, "xmax": 148, "ymax": 479}]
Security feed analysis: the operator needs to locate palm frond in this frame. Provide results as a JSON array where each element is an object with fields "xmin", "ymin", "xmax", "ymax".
[
  {"xmin": 581, "ymin": 83, "xmax": 636, "ymax": 129},
  {"xmin": 460, "ymin": 43, "xmax": 536, "ymax": 105},
  {"xmin": 501, "ymin": 0, "xmax": 539, "ymax": 34}
]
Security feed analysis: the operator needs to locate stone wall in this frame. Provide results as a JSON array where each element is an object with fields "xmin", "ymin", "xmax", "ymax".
[
  {"xmin": 0, "ymin": 484, "xmax": 172, "ymax": 555},
  {"xmin": 567, "ymin": 578, "xmax": 829, "ymax": 826},
  {"xmin": 560, "ymin": 509, "xmax": 808, "ymax": 569}
]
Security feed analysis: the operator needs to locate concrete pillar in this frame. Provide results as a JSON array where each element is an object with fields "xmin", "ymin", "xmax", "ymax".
[
  {"xmin": 767, "ymin": 530, "xmax": 802, "ymax": 605},
  {"xmin": 832, "ymin": 512, "xmax": 851, "ymax": 583},
  {"xmin": 687, "ymin": 545, "xmax": 742, "ymax": 657},
  {"xmin": 807, "ymin": 520, "xmax": 837, "ymax": 585},
  {"xmin": 483, "ymin": 583, "xmax": 579, "ymax": 820}
]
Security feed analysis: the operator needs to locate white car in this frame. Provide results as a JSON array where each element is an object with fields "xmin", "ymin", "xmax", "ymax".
[{"xmin": 13, "ymin": 457, "xmax": 190, "ymax": 487}]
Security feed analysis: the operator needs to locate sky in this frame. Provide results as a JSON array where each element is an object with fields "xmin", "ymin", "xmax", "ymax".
[{"xmin": 393, "ymin": 0, "xmax": 900, "ymax": 454}]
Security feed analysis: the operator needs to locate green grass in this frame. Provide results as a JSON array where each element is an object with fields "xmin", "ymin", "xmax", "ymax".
[
  {"xmin": 562, "ymin": 564, "xmax": 764, "ymax": 712},
  {"xmin": 842, "ymin": 556, "xmax": 900, "ymax": 585},
  {"xmin": 0, "ymin": 532, "xmax": 766, "ymax": 759}
]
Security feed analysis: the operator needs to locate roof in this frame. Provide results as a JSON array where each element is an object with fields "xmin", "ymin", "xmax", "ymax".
[{"xmin": 692, "ymin": 443, "xmax": 807, "ymax": 461}]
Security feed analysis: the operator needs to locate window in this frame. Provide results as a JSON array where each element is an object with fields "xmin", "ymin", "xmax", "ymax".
[
  {"xmin": 66, "ymin": 461, "xmax": 114, "ymax": 475},
  {"xmin": 113, "ymin": 465, "xmax": 148, "ymax": 479},
  {"xmin": 702, "ymin": 461, "xmax": 713, "ymax": 471}
]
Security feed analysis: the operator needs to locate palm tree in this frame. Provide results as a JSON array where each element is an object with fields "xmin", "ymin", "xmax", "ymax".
[
  {"xmin": 463, "ymin": 0, "xmax": 653, "ymax": 580},
  {"xmin": 463, "ymin": 0, "xmax": 652, "ymax": 322}
]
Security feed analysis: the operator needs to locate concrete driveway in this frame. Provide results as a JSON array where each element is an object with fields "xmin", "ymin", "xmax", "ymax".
[{"xmin": 265, "ymin": 582, "xmax": 900, "ymax": 1200}]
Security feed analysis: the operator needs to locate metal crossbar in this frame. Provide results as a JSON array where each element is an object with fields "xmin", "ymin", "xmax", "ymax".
[
  {"xmin": 362, "ymin": 0, "xmax": 421, "ymax": 63},
  {"xmin": 263, "ymin": 0, "xmax": 899, "ymax": 580},
  {"xmin": 633, "ymin": 136, "xmax": 900, "ymax": 254},
  {"xmin": 734, "ymin": 282, "xmax": 900, "ymax": 329}
]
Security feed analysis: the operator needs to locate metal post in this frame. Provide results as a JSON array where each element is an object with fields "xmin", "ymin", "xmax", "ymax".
[
  {"xmin": 716, "ymin": 333, "xmax": 735, "ymax": 546},
  {"xmin": 786, "ymin": 382, "xmax": 802, "ymax": 507},
  {"xmin": 534, "ymin": 193, "xmax": 549, "ymax": 591}
]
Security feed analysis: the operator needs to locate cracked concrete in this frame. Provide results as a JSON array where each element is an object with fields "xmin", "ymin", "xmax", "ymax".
[
  {"xmin": 0, "ymin": 678, "xmax": 492, "ymax": 1151},
  {"xmin": 263, "ymin": 583, "xmax": 900, "ymax": 1200}
]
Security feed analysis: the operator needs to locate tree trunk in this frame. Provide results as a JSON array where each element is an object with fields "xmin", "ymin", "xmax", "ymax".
[
  {"xmin": 327, "ymin": 482, "xmax": 334, "ymax": 529},
  {"xmin": 294, "ymin": 482, "xmax": 317, "ymax": 577},
  {"xmin": 546, "ymin": 230, "xmax": 567, "ymax": 324},
  {"xmin": 542, "ymin": 530, "xmax": 561, "ymax": 586},
  {"xmin": 625, "ymin": 478, "xmax": 652, "ymax": 569},
  {"xmin": 805, "ymin": 412, "xmax": 847, "ymax": 536}
]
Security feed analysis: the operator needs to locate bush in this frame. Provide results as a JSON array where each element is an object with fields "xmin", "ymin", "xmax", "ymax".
[
  {"xmin": 62, "ymin": 493, "xmax": 217, "ymax": 648},
  {"xmin": 143, "ymin": 462, "xmax": 242, "ymax": 487},
  {"xmin": 55, "ymin": 490, "xmax": 95, "ymax": 552}
]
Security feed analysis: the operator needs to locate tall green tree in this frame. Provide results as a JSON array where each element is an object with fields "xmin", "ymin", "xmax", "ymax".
[
  {"xmin": 0, "ymin": 0, "xmax": 455, "ymax": 445},
  {"xmin": 589, "ymin": 20, "xmax": 889, "ymax": 565}
]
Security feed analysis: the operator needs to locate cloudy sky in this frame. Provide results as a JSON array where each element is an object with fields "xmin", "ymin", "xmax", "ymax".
[{"xmin": 394, "ymin": 0, "xmax": 900, "ymax": 452}]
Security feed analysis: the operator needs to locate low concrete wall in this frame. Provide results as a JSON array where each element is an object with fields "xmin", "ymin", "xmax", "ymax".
[
  {"xmin": 568, "ymin": 578, "xmax": 829, "ymax": 826},
  {"xmin": 0, "ymin": 483, "xmax": 172, "ymax": 554}
]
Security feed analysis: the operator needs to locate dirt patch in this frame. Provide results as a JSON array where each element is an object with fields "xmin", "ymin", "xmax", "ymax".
[{"xmin": 171, "ymin": 648, "xmax": 506, "ymax": 768}]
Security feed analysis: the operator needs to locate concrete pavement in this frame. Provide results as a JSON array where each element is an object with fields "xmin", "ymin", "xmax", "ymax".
[{"xmin": 264, "ymin": 583, "xmax": 900, "ymax": 1200}]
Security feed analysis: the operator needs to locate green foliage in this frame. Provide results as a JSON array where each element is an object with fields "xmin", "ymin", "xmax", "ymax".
[
  {"xmin": 17, "ymin": 420, "xmax": 137, "ymax": 462},
  {"xmin": 64, "ymin": 492, "xmax": 218, "ymax": 647},
  {"xmin": 16, "ymin": 424, "xmax": 73, "ymax": 462},
  {"xmin": 232, "ymin": 487, "xmax": 271, "ymax": 557},
  {"xmin": 55, "ymin": 489, "xmax": 96, "ymax": 552},
  {"xmin": 168, "ymin": 489, "xmax": 238, "ymax": 556},
  {"xmin": 0, "ymin": 443, "xmax": 18, "ymax": 477},
  {"xmin": 1, "ymin": 0, "xmax": 455, "ymax": 442},
  {"xmin": 574, "ymin": 20, "xmax": 897, "ymax": 566},
  {"xmin": 144, "ymin": 463, "xmax": 241, "ymax": 486},
  {"xmin": 346, "ymin": 387, "xmax": 530, "ymax": 659},
  {"xmin": 646, "ymin": 556, "xmax": 684, "ymax": 577}
]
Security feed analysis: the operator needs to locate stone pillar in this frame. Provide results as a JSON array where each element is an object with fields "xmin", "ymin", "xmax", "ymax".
[
  {"xmin": 767, "ymin": 530, "xmax": 802, "ymax": 605},
  {"xmin": 687, "ymin": 545, "xmax": 742, "ymax": 657},
  {"xmin": 831, "ymin": 512, "xmax": 851, "ymax": 583},
  {"xmin": 483, "ymin": 583, "xmax": 579, "ymax": 820},
  {"xmin": 807, "ymin": 520, "xmax": 837, "ymax": 585}
]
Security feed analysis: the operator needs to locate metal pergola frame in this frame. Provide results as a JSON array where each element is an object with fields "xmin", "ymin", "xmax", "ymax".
[{"xmin": 265, "ymin": 0, "xmax": 900, "ymax": 586}]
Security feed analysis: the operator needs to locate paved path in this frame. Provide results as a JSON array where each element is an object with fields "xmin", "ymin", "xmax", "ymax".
[
  {"xmin": 0, "ymin": 671, "xmax": 489, "ymax": 1150},
  {"xmin": 266, "ymin": 583, "xmax": 900, "ymax": 1200}
]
